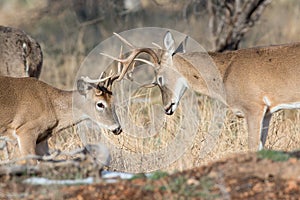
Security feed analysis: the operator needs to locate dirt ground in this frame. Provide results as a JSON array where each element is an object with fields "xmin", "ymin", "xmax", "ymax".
[{"xmin": 1, "ymin": 151, "xmax": 300, "ymax": 200}]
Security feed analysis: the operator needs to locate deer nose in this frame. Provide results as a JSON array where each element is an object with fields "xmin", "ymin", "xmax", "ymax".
[
  {"xmin": 165, "ymin": 102, "xmax": 175, "ymax": 115},
  {"xmin": 112, "ymin": 126, "xmax": 122, "ymax": 135}
]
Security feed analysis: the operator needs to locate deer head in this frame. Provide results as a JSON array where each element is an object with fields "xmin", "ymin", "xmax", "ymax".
[
  {"xmin": 77, "ymin": 71, "xmax": 122, "ymax": 134},
  {"xmin": 102, "ymin": 31, "xmax": 189, "ymax": 115}
]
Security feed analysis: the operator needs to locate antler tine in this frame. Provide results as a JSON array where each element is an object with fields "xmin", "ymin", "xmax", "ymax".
[
  {"xmin": 108, "ymin": 69, "xmax": 114, "ymax": 77},
  {"xmin": 98, "ymin": 71, "xmax": 105, "ymax": 79},
  {"xmin": 100, "ymin": 52, "xmax": 122, "ymax": 62},
  {"xmin": 107, "ymin": 46, "xmax": 124, "ymax": 86},
  {"xmin": 134, "ymin": 58, "xmax": 155, "ymax": 67},
  {"xmin": 152, "ymin": 42, "xmax": 162, "ymax": 49},
  {"xmin": 101, "ymin": 34, "xmax": 160, "ymax": 82},
  {"xmin": 113, "ymin": 32, "xmax": 135, "ymax": 49},
  {"xmin": 116, "ymin": 48, "xmax": 160, "ymax": 81},
  {"xmin": 104, "ymin": 69, "xmax": 114, "ymax": 88},
  {"xmin": 117, "ymin": 45, "xmax": 123, "ymax": 73},
  {"xmin": 101, "ymin": 49, "xmax": 159, "ymax": 81},
  {"xmin": 81, "ymin": 75, "xmax": 112, "ymax": 84},
  {"xmin": 126, "ymin": 59, "xmax": 136, "ymax": 81}
]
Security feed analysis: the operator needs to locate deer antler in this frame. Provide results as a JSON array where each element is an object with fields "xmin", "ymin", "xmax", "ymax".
[
  {"xmin": 134, "ymin": 58, "xmax": 155, "ymax": 67},
  {"xmin": 80, "ymin": 74, "xmax": 112, "ymax": 84},
  {"xmin": 152, "ymin": 42, "xmax": 162, "ymax": 49},
  {"xmin": 100, "ymin": 32, "xmax": 160, "ymax": 81}
]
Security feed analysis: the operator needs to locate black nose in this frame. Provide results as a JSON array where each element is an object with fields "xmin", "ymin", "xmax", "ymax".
[
  {"xmin": 165, "ymin": 109, "xmax": 174, "ymax": 115},
  {"xmin": 165, "ymin": 103, "xmax": 175, "ymax": 115},
  {"xmin": 112, "ymin": 126, "xmax": 122, "ymax": 135}
]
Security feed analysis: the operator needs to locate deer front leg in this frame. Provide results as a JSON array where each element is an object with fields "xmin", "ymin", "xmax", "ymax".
[
  {"xmin": 15, "ymin": 121, "xmax": 54, "ymax": 164},
  {"xmin": 36, "ymin": 139, "xmax": 50, "ymax": 156},
  {"xmin": 14, "ymin": 115, "xmax": 57, "ymax": 161},
  {"xmin": 13, "ymin": 129, "xmax": 37, "ymax": 164},
  {"xmin": 245, "ymin": 105, "xmax": 270, "ymax": 151},
  {"xmin": 18, "ymin": 133, "xmax": 37, "ymax": 156}
]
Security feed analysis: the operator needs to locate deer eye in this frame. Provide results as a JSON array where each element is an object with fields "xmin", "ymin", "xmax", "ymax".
[
  {"xmin": 96, "ymin": 100, "xmax": 107, "ymax": 111},
  {"xmin": 157, "ymin": 76, "xmax": 164, "ymax": 86}
]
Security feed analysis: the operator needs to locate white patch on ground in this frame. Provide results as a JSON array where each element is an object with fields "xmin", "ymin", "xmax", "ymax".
[
  {"xmin": 23, "ymin": 177, "xmax": 94, "ymax": 185},
  {"xmin": 259, "ymin": 142, "xmax": 264, "ymax": 151},
  {"xmin": 101, "ymin": 171, "xmax": 154, "ymax": 184},
  {"xmin": 101, "ymin": 171, "xmax": 135, "ymax": 179},
  {"xmin": 23, "ymin": 171, "xmax": 154, "ymax": 185}
]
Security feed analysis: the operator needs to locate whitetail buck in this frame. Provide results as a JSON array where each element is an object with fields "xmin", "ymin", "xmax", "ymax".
[
  {"xmin": 0, "ymin": 25, "xmax": 43, "ymax": 78},
  {"xmin": 105, "ymin": 31, "xmax": 300, "ymax": 151},
  {"xmin": 0, "ymin": 73, "xmax": 122, "ymax": 161}
]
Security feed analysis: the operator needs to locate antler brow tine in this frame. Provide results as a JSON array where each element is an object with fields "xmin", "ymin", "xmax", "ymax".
[{"xmin": 113, "ymin": 32, "xmax": 135, "ymax": 49}]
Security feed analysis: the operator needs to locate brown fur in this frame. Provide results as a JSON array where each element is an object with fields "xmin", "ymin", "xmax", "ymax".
[
  {"xmin": 170, "ymin": 42, "xmax": 300, "ymax": 150},
  {"xmin": 0, "ymin": 76, "xmax": 120, "ymax": 161}
]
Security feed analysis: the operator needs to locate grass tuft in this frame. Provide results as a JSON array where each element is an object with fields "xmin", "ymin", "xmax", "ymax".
[{"xmin": 257, "ymin": 150, "xmax": 290, "ymax": 162}]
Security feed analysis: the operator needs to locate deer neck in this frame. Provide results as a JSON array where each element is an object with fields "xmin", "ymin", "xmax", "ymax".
[
  {"xmin": 51, "ymin": 89, "xmax": 88, "ymax": 133},
  {"xmin": 173, "ymin": 52, "xmax": 228, "ymax": 104},
  {"xmin": 208, "ymin": 51, "xmax": 237, "ymax": 79}
]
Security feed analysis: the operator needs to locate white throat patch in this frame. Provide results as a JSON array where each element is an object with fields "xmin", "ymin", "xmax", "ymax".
[{"xmin": 173, "ymin": 77, "xmax": 189, "ymax": 103}]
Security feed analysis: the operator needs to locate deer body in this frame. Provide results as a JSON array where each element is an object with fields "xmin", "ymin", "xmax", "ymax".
[
  {"xmin": 171, "ymin": 43, "xmax": 300, "ymax": 149},
  {"xmin": 110, "ymin": 31, "xmax": 300, "ymax": 151},
  {"xmin": 0, "ymin": 76, "xmax": 121, "ymax": 159}
]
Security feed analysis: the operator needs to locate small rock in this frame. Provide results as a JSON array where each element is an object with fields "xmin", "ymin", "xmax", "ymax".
[{"xmin": 186, "ymin": 178, "xmax": 199, "ymax": 185}]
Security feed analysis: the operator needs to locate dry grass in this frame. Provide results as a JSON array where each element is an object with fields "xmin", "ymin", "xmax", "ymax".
[
  {"xmin": 1, "ymin": 0, "xmax": 300, "ymax": 173},
  {"xmin": 1, "ymin": 87, "xmax": 300, "ymax": 172}
]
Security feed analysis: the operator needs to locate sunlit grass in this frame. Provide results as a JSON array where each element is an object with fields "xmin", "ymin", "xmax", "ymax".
[{"xmin": 1, "ymin": 0, "xmax": 300, "ymax": 173}]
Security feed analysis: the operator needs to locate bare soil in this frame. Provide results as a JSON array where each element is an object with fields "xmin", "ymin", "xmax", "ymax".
[{"xmin": 1, "ymin": 151, "xmax": 300, "ymax": 200}]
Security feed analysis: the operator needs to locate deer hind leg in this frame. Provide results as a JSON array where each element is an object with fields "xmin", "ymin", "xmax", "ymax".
[
  {"xmin": 260, "ymin": 112, "xmax": 272, "ymax": 149},
  {"xmin": 246, "ymin": 105, "xmax": 270, "ymax": 151}
]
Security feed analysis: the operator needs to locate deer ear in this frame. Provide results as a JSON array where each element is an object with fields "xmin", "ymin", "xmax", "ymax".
[
  {"xmin": 163, "ymin": 31, "xmax": 175, "ymax": 54},
  {"xmin": 173, "ymin": 36, "xmax": 188, "ymax": 55},
  {"xmin": 77, "ymin": 79, "xmax": 92, "ymax": 96}
]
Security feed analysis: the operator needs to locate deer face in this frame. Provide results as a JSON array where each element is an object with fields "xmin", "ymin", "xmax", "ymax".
[
  {"xmin": 77, "ymin": 78, "xmax": 122, "ymax": 135},
  {"xmin": 104, "ymin": 31, "xmax": 189, "ymax": 116},
  {"xmin": 154, "ymin": 32, "xmax": 189, "ymax": 115}
]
